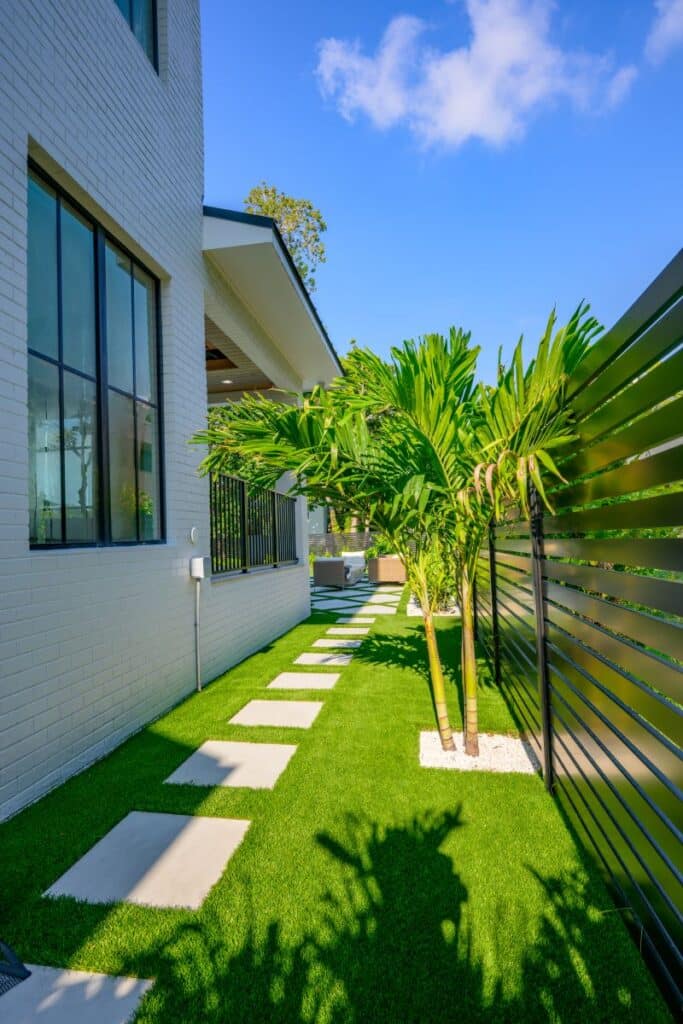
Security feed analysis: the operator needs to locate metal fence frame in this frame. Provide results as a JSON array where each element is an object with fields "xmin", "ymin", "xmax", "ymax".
[
  {"xmin": 476, "ymin": 250, "xmax": 683, "ymax": 1010},
  {"xmin": 209, "ymin": 474, "xmax": 298, "ymax": 575}
]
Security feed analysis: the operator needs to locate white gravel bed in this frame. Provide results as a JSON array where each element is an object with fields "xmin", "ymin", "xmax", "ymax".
[{"xmin": 419, "ymin": 731, "xmax": 540, "ymax": 774}]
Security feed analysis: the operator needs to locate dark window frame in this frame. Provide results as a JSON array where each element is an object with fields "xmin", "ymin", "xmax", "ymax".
[
  {"xmin": 113, "ymin": 0, "xmax": 159, "ymax": 72},
  {"xmin": 28, "ymin": 161, "xmax": 165, "ymax": 550}
]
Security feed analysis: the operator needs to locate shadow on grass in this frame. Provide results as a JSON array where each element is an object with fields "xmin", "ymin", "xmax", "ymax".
[
  {"xmin": 117, "ymin": 809, "xmax": 651, "ymax": 1022},
  {"xmin": 351, "ymin": 623, "xmax": 499, "ymax": 722}
]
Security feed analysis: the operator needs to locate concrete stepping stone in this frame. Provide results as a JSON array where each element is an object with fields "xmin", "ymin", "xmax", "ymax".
[
  {"xmin": 269, "ymin": 671, "xmax": 339, "ymax": 690},
  {"xmin": 295, "ymin": 652, "xmax": 353, "ymax": 666},
  {"xmin": 0, "ymin": 964, "xmax": 151, "ymax": 1024},
  {"xmin": 165, "ymin": 740, "xmax": 297, "ymax": 790},
  {"xmin": 336, "ymin": 616, "xmax": 375, "ymax": 624},
  {"xmin": 366, "ymin": 592, "xmax": 400, "ymax": 604},
  {"xmin": 45, "ymin": 811, "xmax": 249, "ymax": 910},
  {"xmin": 313, "ymin": 637, "xmax": 362, "ymax": 649},
  {"xmin": 327, "ymin": 627, "xmax": 370, "ymax": 635},
  {"xmin": 357, "ymin": 604, "xmax": 397, "ymax": 615},
  {"xmin": 311, "ymin": 601, "xmax": 358, "ymax": 611},
  {"xmin": 230, "ymin": 699, "xmax": 323, "ymax": 728}
]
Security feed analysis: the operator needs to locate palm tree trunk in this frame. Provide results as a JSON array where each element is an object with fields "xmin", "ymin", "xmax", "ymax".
[
  {"xmin": 424, "ymin": 610, "xmax": 455, "ymax": 751},
  {"xmin": 461, "ymin": 569, "xmax": 479, "ymax": 756}
]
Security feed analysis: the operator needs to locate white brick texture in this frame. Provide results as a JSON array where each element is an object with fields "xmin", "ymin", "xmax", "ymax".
[{"xmin": 0, "ymin": 0, "xmax": 311, "ymax": 820}]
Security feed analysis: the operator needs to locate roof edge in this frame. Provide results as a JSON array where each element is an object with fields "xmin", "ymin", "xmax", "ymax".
[{"xmin": 203, "ymin": 205, "xmax": 343, "ymax": 378}]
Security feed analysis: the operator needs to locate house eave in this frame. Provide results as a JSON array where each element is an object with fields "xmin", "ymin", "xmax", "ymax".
[{"xmin": 202, "ymin": 206, "xmax": 342, "ymax": 389}]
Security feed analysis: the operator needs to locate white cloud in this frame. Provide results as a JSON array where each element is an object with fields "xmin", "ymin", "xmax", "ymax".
[
  {"xmin": 316, "ymin": 1, "xmax": 637, "ymax": 149},
  {"xmin": 645, "ymin": 0, "xmax": 683, "ymax": 64}
]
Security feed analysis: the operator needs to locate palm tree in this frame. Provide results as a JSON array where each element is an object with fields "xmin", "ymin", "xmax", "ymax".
[
  {"xmin": 195, "ymin": 366, "xmax": 470, "ymax": 752},
  {"xmin": 194, "ymin": 308, "xmax": 599, "ymax": 757}
]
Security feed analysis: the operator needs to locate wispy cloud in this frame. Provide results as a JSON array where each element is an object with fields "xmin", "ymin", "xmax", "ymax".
[
  {"xmin": 645, "ymin": 0, "xmax": 683, "ymax": 64},
  {"xmin": 316, "ymin": 1, "xmax": 637, "ymax": 149}
]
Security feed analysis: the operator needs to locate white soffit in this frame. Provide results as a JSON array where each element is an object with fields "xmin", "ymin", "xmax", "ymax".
[{"xmin": 203, "ymin": 210, "xmax": 341, "ymax": 389}]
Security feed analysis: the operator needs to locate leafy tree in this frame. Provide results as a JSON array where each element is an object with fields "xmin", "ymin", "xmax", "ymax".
[{"xmin": 244, "ymin": 182, "xmax": 326, "ymax": 292}]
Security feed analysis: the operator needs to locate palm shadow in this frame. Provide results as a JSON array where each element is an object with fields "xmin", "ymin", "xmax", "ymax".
[{"xmin": 116, "ymin": 805, "xmax": 659, "ymax": 1022}]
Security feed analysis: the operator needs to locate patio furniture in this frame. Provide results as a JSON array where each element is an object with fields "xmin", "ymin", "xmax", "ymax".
[
  {"xmin": 313, "ymin": 558, "xmax": 363, "ymax": 588},
  {"xmin": 367, "ymin": 554, "xmax": 406, "ymax": 584}
]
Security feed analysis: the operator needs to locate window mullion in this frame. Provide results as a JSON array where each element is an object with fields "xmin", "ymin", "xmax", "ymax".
[
  {"xmin": 56, "ymin": 199, "xmax": 67, "ymax": 544},
  {"xmin": 130, "ymin": 268, "xmax": 140, "ymax": 542},
  {"xmin": 96, "ymin": 226, "xmax": 111, "ymax": 544}
]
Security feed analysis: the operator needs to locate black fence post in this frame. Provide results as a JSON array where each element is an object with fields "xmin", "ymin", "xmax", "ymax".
[
  {"xmin": 488, "ymin": 525, "xmax": 501, "ymax": 685},
  {"xmin": 529, "ymin": 484, "xmax": 553, "ymax": 792},
  {"xmin": 240, "ymin": 479, "xmax": 249, "ymax": 572}
]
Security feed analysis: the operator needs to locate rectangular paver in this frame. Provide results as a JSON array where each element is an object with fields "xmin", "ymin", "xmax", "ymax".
[
  {"xmin": 311, "ymin": 601, "xmax": 359, "ymax": 611},
  {"xmin": 229, "ymin": 699, "xmax": 324, "ymax": 728},
  {"xmin": 295, "ymin": 652, "xmax": 353, "ymax": 667},
  {"xmin": 165, "ymin": 740, "xmax": 297, "ymax": 790},
  {"xmin": 45, "ymin": 811, "xmax": 250, "ymax": 910},
  {"xmin": 269, "ymin": 671, "xmax": 340, "ymax": 690},
  {"xmin": 336, "ymin": 616, "xmax": 375, "ymax": 624},
  {"xmin": 357, "ymin": 604, "xmax": 398, "ymax": 615},
  {"xmin": 0, "ymin": 964, "xmax": 152, "ymax": 1024},
  {"xmin": 313, "ymin": 638, "xmax": 362, "ymax": 649}
]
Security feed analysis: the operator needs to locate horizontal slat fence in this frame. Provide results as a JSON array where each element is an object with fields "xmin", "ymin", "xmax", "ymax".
[
  {"xmin": 476, "ymin": 250, "xmax": 683, "ymax": 1010},
  {"xmin": 210, "ymin": 474, "xmax": 298, "ymax": 575}
]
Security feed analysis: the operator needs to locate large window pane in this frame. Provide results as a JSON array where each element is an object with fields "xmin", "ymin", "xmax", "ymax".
[
  {"xmin": 29, "ymin": 356, "xmax": 62, "ymax": 543},
  {"xmin": 136, "ymin": 403, "xmax": 160, "ymax": 540},
  {"xmin": 64, "ymin": 372, "xmax": 98, "ymax": 542},
  {"xmin": 133, "ymin": 266, "xmax": 157, "ymax": 402},
  {"xmin": 27, "ymin": 174, "xmax": 58, "ymax": 359},
  {"xmin": 105, "ymin": 242, "xmax": 133, "ymax": 394},
  {"xmin": 108, "ymin": 390, "xmax": 137, "ymax": 541},
  {"xmin": 132, "ymin": 0, "xmax": 155, "ymax": 63},
  {"xmin": 61, "ymin": 203, "xmax": 96, "ymax": 377}
]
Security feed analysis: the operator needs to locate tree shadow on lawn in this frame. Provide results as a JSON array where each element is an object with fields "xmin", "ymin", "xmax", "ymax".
[
  {"xmin": 352, "ymin": 624, "xmax": 498, "ymax": 723},
  {"xmin": 119, "ymin": 808, "xmax": 657, "ymax": 1023}
]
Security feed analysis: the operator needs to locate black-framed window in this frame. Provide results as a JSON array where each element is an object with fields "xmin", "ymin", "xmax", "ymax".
[
  {"xmin": 114, "ymin": 0, "xmax": 157, "ymax": 68},
  {"xmin": 27, "ymin": 166, "xmax": 163, "ymax": 548}
]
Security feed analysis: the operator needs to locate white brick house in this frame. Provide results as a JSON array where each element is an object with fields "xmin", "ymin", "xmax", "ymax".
[{"xmin": 0, "ymin": 0, "xmax": 340, "ymax": 821}]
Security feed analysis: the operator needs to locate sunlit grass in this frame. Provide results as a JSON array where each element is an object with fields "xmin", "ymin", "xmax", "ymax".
[{"xmin": 0, "ymin": 601, "xmax": 670, "ymax": 1022}]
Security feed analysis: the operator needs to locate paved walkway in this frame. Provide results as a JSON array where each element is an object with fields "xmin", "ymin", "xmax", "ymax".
[{"xmin": 8, "ymin": 581, "xmax": 402, "ymax": 1022}]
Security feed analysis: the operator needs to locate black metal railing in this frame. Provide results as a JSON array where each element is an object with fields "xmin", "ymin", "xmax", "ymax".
[
  {"xmin": 209, "ymin": 474, "xmax": 298, "ymax": 575},
  {"xmin": 476, "ymin": 249, "xmax": 683, "ymax": 1011}
]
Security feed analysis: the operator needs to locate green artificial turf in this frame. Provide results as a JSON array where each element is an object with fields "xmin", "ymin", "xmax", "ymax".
[{"xmin": 0, "ymin": 594, "xmax": 671, "ymax": 1022}]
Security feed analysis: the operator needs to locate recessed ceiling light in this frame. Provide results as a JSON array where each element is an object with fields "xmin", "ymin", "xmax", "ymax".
[{"xmin": 221, "ymin": 379, "xmax": 233, "ymax": 384}]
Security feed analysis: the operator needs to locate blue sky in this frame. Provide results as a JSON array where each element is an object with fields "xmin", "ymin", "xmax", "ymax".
[{"xmin": 201, "ymin": 0, "xmax": 683, "ymax": 382}]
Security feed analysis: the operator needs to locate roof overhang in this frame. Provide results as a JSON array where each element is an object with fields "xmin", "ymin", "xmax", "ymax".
[{"xmin": 202, "ymin": 207, "xmax": 342, "ymax": 389}]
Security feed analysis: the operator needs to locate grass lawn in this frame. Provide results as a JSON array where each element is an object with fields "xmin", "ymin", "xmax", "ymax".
[{"xmin": 0, "ymin": 591, "xmax": 671, "ymax": 1022}]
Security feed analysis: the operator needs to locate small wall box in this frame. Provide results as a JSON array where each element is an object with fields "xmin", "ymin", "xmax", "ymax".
[{"xmin": 190, "ymin": 556, "xmax": 211, "ymax": 579}]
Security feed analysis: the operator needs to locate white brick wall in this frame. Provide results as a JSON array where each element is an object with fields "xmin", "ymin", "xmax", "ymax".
[{"xmin": 0, "ymin": 0, "xmax": 311, "ymax": 821}]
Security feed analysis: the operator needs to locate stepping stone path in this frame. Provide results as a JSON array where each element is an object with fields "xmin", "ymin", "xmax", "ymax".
[
  {"xmin": 165, "ymin": 740, "xmax": 297, "ymax": 790},
  {"xmin": 1, "ymin": 964, "xmax": 151, "ymax": 1024},
  {"xmin": 312, "ymin": 637, "xmax": 362, "ymax": 649},
  {"xmin": 310, "ymin": 579, "xmax": 402, "ymax": 617},
  {"xmin": 36, "ymin": 578, "xmax": 400, "ymax": 1002},
  {"xmin": 269, "ymin": 671, "xmax": 340, "ymax": 690},
  {"xmin": 230, "ymin": 699, "xmax": 323, "ymax": 728},
  {"xmin": 295, "ymin": 652, "xmax": 353, "ymax": 666},
  {"xmin": 46, "ymin": 811, "xmax": 250, "ymax": 910}
]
